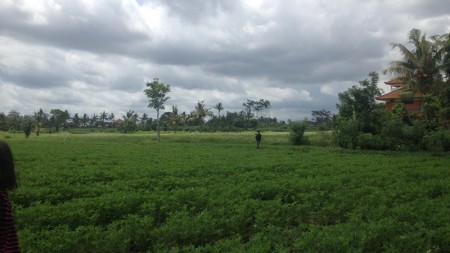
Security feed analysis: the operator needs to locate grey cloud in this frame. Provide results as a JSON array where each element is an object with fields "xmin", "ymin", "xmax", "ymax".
[
  {"xmin": 0, "ymin": 0, "xmax": 448, "ymax": 120},
  {"xmin": 0, "ymin": 1, "xmax": 149, "ymax": 54},
  {"xmin": 155, "ymin": 0, "xmax": 239, "ymax": 24}
]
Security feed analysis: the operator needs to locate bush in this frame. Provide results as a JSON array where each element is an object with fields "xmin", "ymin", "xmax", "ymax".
[
  {"xmin": 401, "ymin": 120, "xmax": 426, "ymax": 150},
  {"xmin": 357, "ymin": 133, "xmax": 385, "ymax": 150},
  {"xmin": 333, "ymin": 119, "xmax": 359, "ymax": 149},
  {"xmin": 289, "ymin": 121, "xmax": 309, "ymax": 145},
  {"xmin": 423, "ymin": 129, "xmax": 450, "ymax": 152},
  {"xmin": 380, "ymin": 117, "xmax": 404, "ymax": 150}
]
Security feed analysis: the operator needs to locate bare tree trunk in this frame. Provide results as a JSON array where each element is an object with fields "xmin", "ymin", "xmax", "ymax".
[{"xmin": 156, "ymin": 109, "xmax": 160, "ymax": 142}]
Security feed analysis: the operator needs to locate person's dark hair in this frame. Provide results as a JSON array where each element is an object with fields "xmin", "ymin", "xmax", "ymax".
[{"xmin": 0, "ymin": 141, "xmax": 17, "ymax": 190}]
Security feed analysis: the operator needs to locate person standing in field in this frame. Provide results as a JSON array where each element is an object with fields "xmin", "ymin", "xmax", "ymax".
[
  {"xmin": 0, "ymin": 141, "xmax": 20, "ymax": 253},
  {"xmin": 255, "ymin": 130, "xmax": 262, "ymax": 149}
]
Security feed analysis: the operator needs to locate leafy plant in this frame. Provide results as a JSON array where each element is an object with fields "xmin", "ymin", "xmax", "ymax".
[
  {"xmin": 288, "ymin": 121, "xmax": 309, "ymax": 145},
  {"xmin": 6, "ymin": 133, "xmax": 450, "ymax": 252}
]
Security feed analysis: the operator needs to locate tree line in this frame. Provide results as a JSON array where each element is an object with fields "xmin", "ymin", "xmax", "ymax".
[{"xmin": 0, "ymin": 98, "xmax": 286, "ymax": 137}]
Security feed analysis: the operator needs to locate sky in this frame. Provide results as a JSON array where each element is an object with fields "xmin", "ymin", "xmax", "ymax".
[{"xmin": 0, "ymin": 0, "xmax": 449, "ymax": 121}]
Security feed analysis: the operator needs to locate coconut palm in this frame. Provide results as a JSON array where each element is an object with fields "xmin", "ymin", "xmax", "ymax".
[
  {"xmin": 191, "ymin": 100, "xmax": 211, "ymax": 125},
  {"xmin": 168, "ymin": 105, "xmax": 180, "ymax": 132},
  {"xmin": 121, "ymin": 110, "xmax": 138, "ymax": 133},
  {"xmin": 100, "ymin": 111, "xmax": 108, "ymax": 128},
  {"xmin": 82, "ymin": 113, "xmax": 90, "ymax": 127},
  {"xmin": 34, "ymin": 108, "xmax": 47, "ymax": 136},
  {"xmin": 384, "ymin": 28, "xmax": 444, "ymax": 95},
  {"xmin": 213, "ymin": 102, "xmax": 224, "ymax": 117}
]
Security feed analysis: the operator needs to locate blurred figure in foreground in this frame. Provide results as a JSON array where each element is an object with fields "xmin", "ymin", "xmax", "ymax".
[{"xmin": 0, "ymin": 141, "xmax": 20, "ymax": 252}]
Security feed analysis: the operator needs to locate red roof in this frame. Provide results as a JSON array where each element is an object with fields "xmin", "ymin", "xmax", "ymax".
[
  {"xmin": 384, "ymin": 78, "xmax": 404, "ymax": 87},
  {"xmin": 376, "ymin": 87, "xmax": 422, "ymax": 101}
]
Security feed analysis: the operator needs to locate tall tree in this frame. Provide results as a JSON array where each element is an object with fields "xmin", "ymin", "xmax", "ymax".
[
  {"xmin": 144, "ymin": 78, "xmax": 171, "ymax": 141},
  {"xmin": 108, "ymin": 113, "xmax": 116, "ymax": 127},
  {"xmin": 120, "ymin": 110, "xmax": 139, "ymax": 133},
  {"xmin": 442, "ymin": 33, "xmax": 450, "ymax": 77},
  {"xmin": 384, "ymin": 28, "xmax": 444, "ymax": 95},
  {"xmin": 34, "ymin": 108, "xmax": 47, "ymax": 136},
  {"xmin": 82, "ymin": 113, "xmax": 90, "ymax": 127},
  {"xmin": 22, "ymin": 115, "xmax": 34, "ymax": 138},
  {"xmin": 336, "ymin": 72, "xmax": 384, "ymax": 133},
  {"xmin": 139, "ymin": 113, "xmax": 149, "ymax": 130},
  {"xmin": 6, "ymin": 110, "xmax": 22, "ymax": 131},
  {"xmin": 311, "ymin": 109, "xmax": 333, "ymax": 130},
  {"xmin": 242, "ymin": 100, "xmax": 255, "ymax": 119},
  {"xmin": 191, "ymin": 100, "xmax": 211, "ymax": 125},
  {"xmin": 213, "ymin": 102, "xmax": 224, "ymax": 117},
  {"xmin": 169, "ymin": 105, "xmax": 180, "ymax": 132},
  {"xmin": 0, "ymin": 112, "xmax": 7, "ymax": 131},
  {"xmin": 91, "ymin": 113, "xmax": 99, "ymax": 128},
  {"xmin": 100, "ymin": 111, "xmax": 108, "ymax": 128},
  {"xmin": 49, "ymin": 109, "xmax": 70, "ymax": 132},
  {"xmin": 261, "ymin": 99, "xmax": 271, "ymax": 117},
  {"xmin": 72, "ymin": 113, "xmax": 81, "ymax": 128}
]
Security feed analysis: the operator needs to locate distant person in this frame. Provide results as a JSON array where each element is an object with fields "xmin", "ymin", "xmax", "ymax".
[
  {"xmin": 0, "ymin": 141, "xmax": 20, "ymax": 252},
  {"xmin": 255, "ymin": 130, "xmax": 262, "ymax": 149}
]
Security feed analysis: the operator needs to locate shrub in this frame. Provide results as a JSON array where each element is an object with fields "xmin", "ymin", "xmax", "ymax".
[
  {"xmin": 401, "ymin": 120, "xmax": 426, "ymax": 150},
  {"xmin": 423, "ymin": 129, "xmax": 450, "ymax": 152},
  {"xmin": 288, "ymin": 121, "xmax": 309, "ymax": 145},
  {"xmin": 23, "ymin": 124, "xmax": 32, "ymax": 138},
  {"xmin": 333, "ymin": 119, "xmax": 359, "ymax": 149},
  {"xmin": 380, "ymin": 117, "xmax": 404, "ymax": 150},
  {"xmin": 357, "ymin": 133, "xmax": 385, "ymax": 150}
]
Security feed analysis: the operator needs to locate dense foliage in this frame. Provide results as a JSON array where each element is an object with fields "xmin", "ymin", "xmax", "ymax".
[
  {"xmin": 0, "ymin": 99, "xmax": 283, "ymax": 135},
  {"xmin": 4, "ymin": 132, "xmax": 450, "ymax": 252},
  {"xmin": 288, "ymin": 121, "xmax": 309, "ymax": 145},
  {"xmin": 334, "ymin": 73, "xmax": 450, "ymax": 151}
]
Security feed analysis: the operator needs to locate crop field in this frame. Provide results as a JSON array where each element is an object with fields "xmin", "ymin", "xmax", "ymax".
[{"xmin": 3, "ymin": 131, "xmax": 450, "ymax": 252}]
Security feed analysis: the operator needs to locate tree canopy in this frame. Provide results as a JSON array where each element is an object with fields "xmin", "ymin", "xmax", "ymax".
[{"xmin": 144, "ymin": 78, "xmax": 171, "ymax": 141}]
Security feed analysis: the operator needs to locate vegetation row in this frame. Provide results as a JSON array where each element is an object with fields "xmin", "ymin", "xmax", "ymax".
[{"xmin": 6, "ymin": 133, "xmax": 450, "ymax": 252}]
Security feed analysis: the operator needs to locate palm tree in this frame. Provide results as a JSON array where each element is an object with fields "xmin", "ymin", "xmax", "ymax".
[
  {"xmin": 213, "ymin": 102, "xmax": 224, "ymax": 117},
  {"xmin": 100, "ymin": 111, "xmax": 108, "ymax": 128},
  {"xmin": 140, "ymin": 113, "xmax": 149, "ymax": 129},
  {"xmin": 108, "ymin": 113, "xmax": 116, "ymax": 128},
  {"xmin": 384, "ymin": 28, "xmax": 444, "ymax": 95},
  {"xmin": 261, "ymin": 99, "xmax": 271, "ymax": 117},
  {"xmin": 121, "ymin": 110, "xmax": 138, "ymax": 133},
  {"xmin": 91, "ymin": 113, "xmax": 99, "ymax": 128},
  {"xmin": 242, "ymin": 100, "xmax": 254, "ymax": 119},
  {"xmin": 192, "ymin": 100, "xmax": 211, "ymax": 125},
  {"xmin": 72, "ymin": 113, "xmax": 81, "ymax": 128},
  {"xmin": 169, "ymin": 105, "xmax": 180, "ymax": 132},
  {"xmin": 82, "ymin": 113, "xmax": 90, "ymax": 127},
  {"xmin": 34, "ymin": 108, "xmax": 47, "ymax": 136}
]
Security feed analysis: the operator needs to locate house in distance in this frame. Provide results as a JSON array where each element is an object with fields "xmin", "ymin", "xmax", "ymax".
[{"xmin": 376, "ymin": 78, "xmax": 423, "ymax": 112}]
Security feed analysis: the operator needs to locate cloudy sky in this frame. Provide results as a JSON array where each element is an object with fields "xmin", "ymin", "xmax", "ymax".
[{"xmin": 1, "ymin": 0, "xmax": 449, "ymax": 121}]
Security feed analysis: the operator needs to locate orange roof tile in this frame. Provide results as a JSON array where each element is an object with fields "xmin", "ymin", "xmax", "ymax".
[
  {"xmin": 384, "ymin": 78, "xmax": 404, "ymax": 87},
  {"xmin": 376, "ymin": 88, "xmax": 422, "ymax": 101}
]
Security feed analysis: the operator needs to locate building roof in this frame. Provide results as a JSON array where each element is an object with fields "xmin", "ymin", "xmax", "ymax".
[
  {"xmin": 384, "ymin": 78, "xmax": 404, "ymax": 87},
  {"xmin": 376, "ymin": 87, "xmax": 422, "ymax": 101}
]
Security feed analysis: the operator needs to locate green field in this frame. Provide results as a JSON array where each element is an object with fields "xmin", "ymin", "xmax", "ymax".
[{"xmin": 3, "ymin": 132, "xmax": 450, "ymax": 252}]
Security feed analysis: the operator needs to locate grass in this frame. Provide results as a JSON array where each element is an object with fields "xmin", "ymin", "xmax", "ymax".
[{"xmin": 2, "ymin": 131, "xmax": 450, "ymax": 252}]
